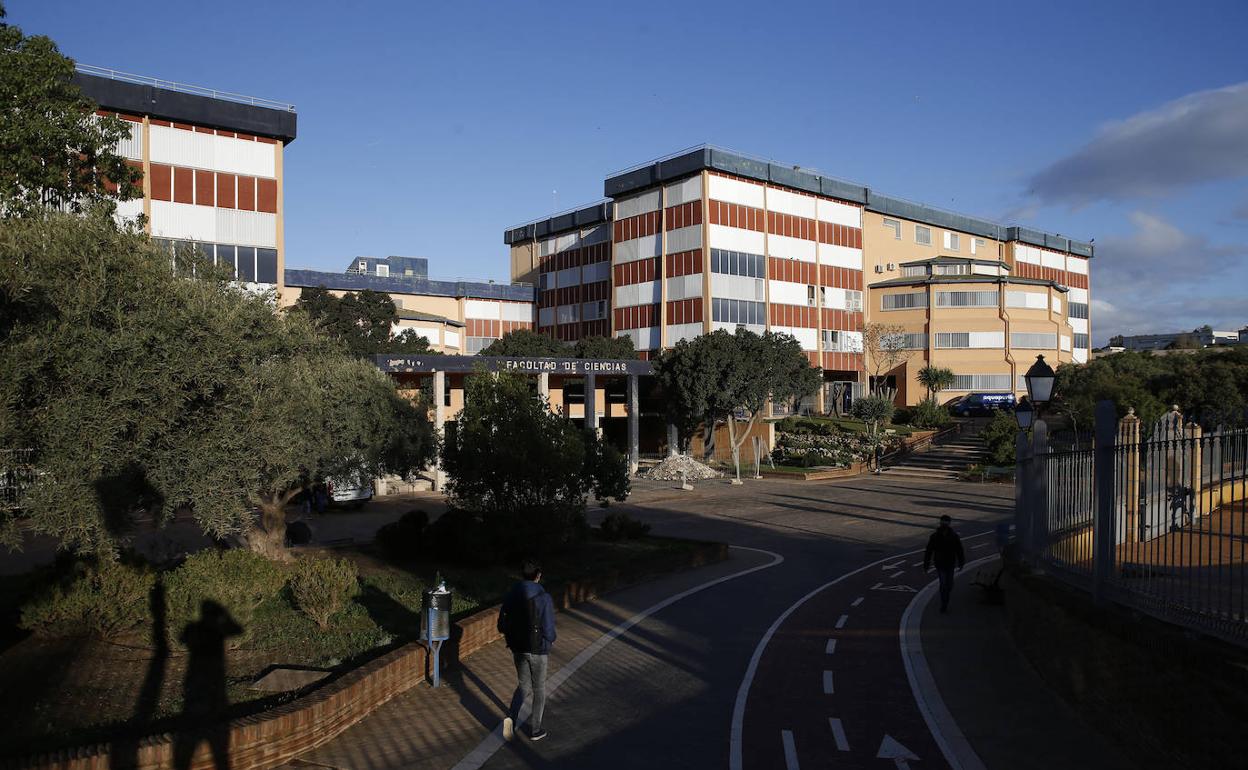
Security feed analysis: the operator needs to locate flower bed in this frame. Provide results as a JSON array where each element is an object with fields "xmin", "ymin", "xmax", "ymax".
[{"xmin": 770, "ymin": 431, "xmax": 905, "ymax": 468}]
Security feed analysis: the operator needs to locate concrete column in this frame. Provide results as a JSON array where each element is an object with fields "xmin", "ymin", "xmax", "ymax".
[
  {"xmin": 1029, "ymin": 419, "xmax": 1049, "ymax": 559},
  {"xmin": 584, "ymin": 373, "xmax": 597, "ymax": 434},
  {"xmin": 538, "ymin": 372, "xmax": 549, "ymax": 400},
  {"xmin": 1118, "ymin": 408, "xmax": 1141, "ymax": 543},
  {"xmin": 433, "ymin": 371, "xmax": 446, "ymax": 491},
  {"xmin": 1015, "ymin": 430, "xmax": 1032, "ymax": 555},
  {"xmin": 627, "ymin": 375, "xmax": 639, "ymax": 475},
  {"xmin": 667, "ymin": 421, "xmax": 679, "ymax": 457}
]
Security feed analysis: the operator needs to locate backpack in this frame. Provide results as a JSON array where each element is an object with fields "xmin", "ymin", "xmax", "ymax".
[{"xmin": 504, "ymin": 588, "xmax": 544, "ymax": 653}]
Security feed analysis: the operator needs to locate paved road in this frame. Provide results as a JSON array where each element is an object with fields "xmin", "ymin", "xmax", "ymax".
[{"xmin": 293, "ymin": 474, "xmax": 1014, "ymax": 769}]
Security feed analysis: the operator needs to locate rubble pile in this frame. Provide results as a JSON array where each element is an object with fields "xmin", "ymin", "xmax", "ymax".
[{"xmin": 643, "ymin": 454, "xmax": 723, "ymax": 481}]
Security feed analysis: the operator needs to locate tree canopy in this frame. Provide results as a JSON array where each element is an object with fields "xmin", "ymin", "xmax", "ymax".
[
  {"xmin": 478, "ymin": 329, "xmax": 567, "ymax": 357},
  {"xmin": 654, "ymin": 329, "xmax": 821, "ymax": 478},
  {"xmin": 0, "ymin": 8, "xmax": 140, "ymax": 216},
  {"xmin": 290, "ymin": 286, "xmax": 436, "ymax": 357},
  {"xmin": 916, "ymin": 365, "xmax": 955, "ymax": 403},
  {"xmin": 0, "ymin": 213, "xmax": 435, "ymax": 555},
  {"xmin": 571, "ymin": 335, "xmax": 637, "ymax": 360},
  {"xmin": 863, "ymin": 323, "xmax": 912, "ymax": 398}
]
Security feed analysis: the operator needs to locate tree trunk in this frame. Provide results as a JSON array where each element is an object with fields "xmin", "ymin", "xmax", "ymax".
[
  {"xmin": 727, "ymin": 418, "xmax": 741, "ymax": 481},
  {"xmin": 247, "ymin": 492, "xmax": 295, "ymax": 559}
]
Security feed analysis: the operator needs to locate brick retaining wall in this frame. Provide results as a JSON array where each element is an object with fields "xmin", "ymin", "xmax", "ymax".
[{"xmin": 5, "ymin": 541, "xmax": 728, "ymax": 770}]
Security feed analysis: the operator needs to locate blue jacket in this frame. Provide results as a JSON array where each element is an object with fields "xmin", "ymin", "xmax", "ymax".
[{"xmin": 497, "ymin": 580, "xmax": 557, "ymax": 655}]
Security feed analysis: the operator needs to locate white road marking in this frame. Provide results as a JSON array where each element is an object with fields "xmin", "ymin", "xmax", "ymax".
[
  {"xmin": 729, "ymin": 530, "xmax": 997, "ymax": 770},
  {"xmin": 872, "ymin": 582, "xmax": 918, "ymax": 592},
  {"xmin": 878, "ymin": 734, "xmax": 920, "ymax": 770},
  {"xmin": 782, "ymin": 730, "xmax": 800, "ymax": 770},
  {"xmin": 911, "ymin": 561, "xmax": 925, "ymax": 567},
  {"xmin": 835, "ymin": 614, "xmax": 849, "ymax": 628},
  {"xmin": 971, "ymin": 542, "xmax": 992, "ymax": 550},
  {"xmin": 851, "ymin": 596, "xmax": 864, "ymax": 607},
  {"xmin": 825, "ymin": 638, "xmax": 837, "ymax": 654},
  {"xmin": 451, "ymin": 545, "xmax": 785, "ymax": 770},
  {"xmin": 822, "ymin": 670, "xmax": 835, "ymax": 694},
  {"xmin": 899, "ymin": 554, "xmax": 999, "ymax": 770},
  {"xmin": 882, "ymin": 560, "xmax": 906, "ymax": 570},
  {"xmin": 828, "ymin": 717, "xmax": 850, "ymax": 751},
  {"xmin": 888, "ymin": 570, "xmax": 905, "ymax": 578}
]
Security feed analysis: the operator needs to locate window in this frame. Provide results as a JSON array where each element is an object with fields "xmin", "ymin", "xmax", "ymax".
[
  {"xmin": 972, "ymin": 238, "xmax": 986, "ymax": 255},
  {"xmin": 711, "ymin": 298, "xmax": 765, "ymax": 325},
  {"xmin": 358, "ymin": 260, "xmax": 368, "ymax": 272},
  {"xmin": 915, "ymin": 225, "xmax": 932, "ymax": 246},
  {"xmin": 897, "ymin": 332, "xmax": 927, "ymax": 349},
  {"xmin": 933, "ymin": 263, "xmax": 969, "ymax": 275},
  {"xmin": 883, "ymin": 218, "xmax": 901, "ymax": 239},
  {"xmin": 466, "ymin": 336, "xmax": 496, "ymax": 354},
  {"xmin": 582, "ymin": 300, "xmax": 606, "ymax": 321},
  {"xmin": 710, "ymin": 249, "xmax": 765, "ymax": 277},
  {"xmin": 882, "ymin": 291, "xmax": 927, "ymax": 310},
  {"xmin": 845, "ymin": 290, "xmax": 863, "ymax": 312},
  {"xmin": 375, "ymin": 264, "xmax": 389, "ymax": 278},
  {"xmin": 556, "ymin": 304, "xmax": 578, "ymax": 325},
  {"xmin": 1069, "ymin": 302, "xmax": 1089, "ymax": 319},
  {"xmin": 949, "ymin": 374, "xmax": 1012, "ymax": 391},
  {"xmin": 1010, "ymin": 332, "xmax": 1057, "ymax": 349},
  {"xmin": 237, "ymin": 247, "xmax": 256, "ymax": 282},
  {"xmin": 256, "ymin": 248, "xmax": 278, "ymax": 284},
  {"xmin": 934, "ymin": 332, "xmax": 970, "ymax": 349},
  {"xmin": 807, "ymin": 285, "xmax": 816, "ymax": 307},
  {"xmin": 935, "ymin": 290, "xmax": 997, "ymax": 308},
  {"xmin": 1073, "ymin": 333, "xmax": 1090, "ymax": 349},
  {"xmin": 822, "ymin": 330, "xmax": 862, "ymax": 352},
  {"xmin": 902, "ymin": 265, "xmax": 927, "ymax": 277},
  {"xmin": 216, "ymin": 244, "xmax": 236, "ymax": 277},
  {"xmin": 950, "ymin": 233, "xmax": 960, "ymax": 251}
]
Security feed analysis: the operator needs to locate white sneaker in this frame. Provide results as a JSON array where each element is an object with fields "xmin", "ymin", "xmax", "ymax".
[{"xmin": 502, "ymin": 717, "xmax": 514, "ymax": 741}]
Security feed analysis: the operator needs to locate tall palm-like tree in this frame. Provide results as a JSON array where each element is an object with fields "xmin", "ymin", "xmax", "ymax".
[{"xmin": 917, "ymin": 365, "xmax": 955, "ymax": 403}]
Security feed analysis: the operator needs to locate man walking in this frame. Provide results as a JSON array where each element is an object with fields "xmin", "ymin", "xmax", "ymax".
[
  {"xmin": 498, "ymin": 559, "xmax": 556, "ymax": 742},
  {"xmin": 924, "ymin": 515, "xmax": 966, "ymax": 613}
]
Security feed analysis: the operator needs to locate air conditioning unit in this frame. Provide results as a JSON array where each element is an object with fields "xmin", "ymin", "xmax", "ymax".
[
  {"xmin": 887, "ymin": 262, "xmax": 896, "ymax": 270},
  {"xmin": 874, "ymin": 265, "xmax": 884, "ymax": 274}
]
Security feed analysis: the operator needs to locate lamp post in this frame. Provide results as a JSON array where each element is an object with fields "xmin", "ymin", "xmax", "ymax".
[
  {"xmin": 1023, "ymin": 354, "xmax": 1056, "ymax": 413},
  {"xmin": 1017, "ymin": 354, "xmax": 1055, "ymax": 561},
  {"xmin": 1015, "ymin": 396, "xmax": 1034, "ymax": 431}
]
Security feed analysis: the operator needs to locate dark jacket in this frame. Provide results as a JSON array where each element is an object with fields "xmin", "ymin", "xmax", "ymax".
[
  {"xmin": 924, "ymin": 527, "xmax": 965, "ymax": 571},
  {"xmin": 497, "ymin": 580, "xmax": 557, "ymax": 655}
]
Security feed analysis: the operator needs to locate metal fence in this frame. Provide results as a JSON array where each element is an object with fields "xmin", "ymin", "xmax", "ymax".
[{"xmin": 1019, "ymin": 403, "xmax": 1248, "ymax": 645}]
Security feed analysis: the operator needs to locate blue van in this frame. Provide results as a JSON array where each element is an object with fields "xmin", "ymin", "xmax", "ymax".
[{"xmin": 950, "ymin": 392, "xmax": 1016, "ymax": 417}]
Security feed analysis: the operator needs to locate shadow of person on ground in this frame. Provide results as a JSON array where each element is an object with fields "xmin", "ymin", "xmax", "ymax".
[
  {"xmin": 173, "ymin": 600, "xmax": 241, "ymax": 770},
  {"xmin": 110, "ymin": 579, "xmax": 169, "ymax": 769}
]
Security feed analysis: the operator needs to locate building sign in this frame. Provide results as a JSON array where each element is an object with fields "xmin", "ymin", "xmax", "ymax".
[{"xmin": 374, "ymin": 354, "xmax": 653, "ymax": 376}]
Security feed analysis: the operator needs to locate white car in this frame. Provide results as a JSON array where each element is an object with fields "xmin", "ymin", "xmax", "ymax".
[{"xmin": 326, "ymin": 475, "xmax": 373, "ymax": 508}]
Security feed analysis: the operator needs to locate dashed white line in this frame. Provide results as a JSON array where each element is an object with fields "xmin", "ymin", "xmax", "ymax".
[
  {"xmin": 911, "ymin": 560, "xmax": 925, "ymax": 567},
  {"xmin": 782, "ymin": 730, "xmax": 800, "ymax": 769},
  {"xmin": 835, "ymin": 614, "xmax": 849, "ymax": 629},
  {"xmin": 888, "ymin": 570, "xmax": 905, "ymax": 578},
  {"xmin": 828, "ymin": 717, "xmax": 850, "ymax": 752},
  {"xmin": 971, "ymin": 542, "xmax": 992, "ymax": 550},
  {"xmin": 851, "ymin": 596, "xmax": 865, "ymax": 607},
  {"xmin": 825, "ymin": 638, "xmax": 837, "ymax": 654},
  {"xmin": 823, "ymin": 670, "xmax": 835, "ymax": 694},
  {"xmin": 883, "ymin": 560, "xmax": 905, "ymax": 570}
]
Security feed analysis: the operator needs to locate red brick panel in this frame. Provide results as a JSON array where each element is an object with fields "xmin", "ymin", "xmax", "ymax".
[
  {"xmin": 821, "ymin": 309, "xmax": 865, "ymax": 332},
  {"xmin": 613, "ymin": 210, "xmax": 662, "ymax": 242},
  {"xmin": 767, "ymin": 211, "xmax": 817, "ymax": 241},
  {"xmin": 237, "ymin": 175, "xmax": 256, "ymax": 211},
  {"xmin": 823, "ymin": 351, "xmax": 864, "ymax": 374},
  {"xmin": 149, "ymin": 118, "xmax": 170, "ymax": 127},
  {"xmin": 816, "ymin": 221, "xmax": 862, "ymax": 249},
  {"xmin": 768, "ymin": 303, "xmax": 819, "ymax": 328},
  {"xmin": 582, "ymin": 319, "xmax": 610, "ymax": 338},
  {"xmin": 664, "ymin": 201, "xmax": 702, "ymax": 230},
  {"xmin": 614, "ymin": 304, "xmax": 660, "ymax": 330},
  {"xmin": 173, "ymin": 167, "xmax": 193, "ymax": 204},
  {"xmin": 1065, "ymin": 272, "xmax": 1088, "ymax": 289},
  {"xmin": 819, "ymin": 265, "xmax": 864, "ymax": 291},
  {"xmin": 258, "ymin": 178, "xmax": 277, "ymax": 213},
  {"xmin": 215, "ymin": 173, "xmax": 235, "ymax": 209},
  {"xmin": 555, "ymin": 286, "xmax": 580, "ymax": 306},
  {"xmin": 707, "ymin": 200, "xmax": 765, "ymax": 231},
  {"xmin": 194, "ymin": 169, "xmax": 214, "ymax": 207},
  {"xmin": 581, "ymin": 281, "xmax": 610, "ymax": 302},
  {"xmin": 149, "ymin": 163, "xmax": 172, "ymax": 201},
  {"xmin": 613, "ymin": 257, "xmax": 659, "ymax": 287},
  {"xmin": 466, "ymin": 319, "xmax": 502, "ymax": 338},
  {"xmin": 768, "ymin": 257, "xmax": 818, "ymax": 285},
  {"xmin": 665, "ymin": 249, "xmax": 703, "ymax": 277},
  {"xmin": 666, "ymin": 298, "xmax": 703, "ymax": 325}
]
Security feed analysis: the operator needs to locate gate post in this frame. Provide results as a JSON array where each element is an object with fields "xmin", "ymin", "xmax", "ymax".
[
  {"xmin": 1029, "ymin": 419, "xmax": 1049, "ymax": 564},
  {"xmin": 1118, "ymin": 409, "xmax": 1141, "ymax": 543},
  {"xmin": 1093, "ymin": 399, "xmax": 1118, "ymax": 604},
  {"xmin": 1015, "ymin": 431, "xmax": 1032, "ymax": 557}
]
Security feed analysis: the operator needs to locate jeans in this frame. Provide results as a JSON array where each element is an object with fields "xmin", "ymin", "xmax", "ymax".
[
  {"xmin": 937, "ymin": 567, "xmax": 955, "ymax": 610},
  {"xmin": 509, "ymin": 652, "xmax": 548, "ymax": 731}
]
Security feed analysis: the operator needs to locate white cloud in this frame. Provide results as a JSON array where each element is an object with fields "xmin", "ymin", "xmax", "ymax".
[{"xmin": 1028, "ymin": 82, "xmax": 1248, "ymax": 205}]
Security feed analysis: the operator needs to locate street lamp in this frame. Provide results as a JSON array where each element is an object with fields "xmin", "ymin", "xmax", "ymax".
[
  {"xmin": 1015, "ymin": 396, "xmax": 1034, "ymax": 431},
  {"xmin": 1023, "ymin": 354, "xmax": 1056, "ymax": 407}
]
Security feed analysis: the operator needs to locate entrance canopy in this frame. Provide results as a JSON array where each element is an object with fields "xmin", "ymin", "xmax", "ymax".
[{"xmin": 373, "ymin": 354, "xmax": 653, "ymax": 376}]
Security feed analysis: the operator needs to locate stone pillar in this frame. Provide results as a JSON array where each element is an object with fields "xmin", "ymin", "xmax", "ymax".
[
  {"xmin": 1029, "ymin": 418, "xmax": 1049, "ymax": 559},
  {"xmin": 1186, "ymin": 421, "xmax": 1203, "ymax": 506},
  {"xmin": 432, "ymin": 371, "xmax": 446, "ymax": 492},
  {"xmin": 667, "ymin": 421, "xmax": 679, "ymax": 457},
  {"xmin": 584, "ymin": 372, "xmax": 597, "ymax": 434},
  {"xmin": 1118, "ymin": 408, "xmax": 1141, "ymax": 543},
  {"xmin": 537, "ymin": 372, "xmax": 549, "ymax": 400},
  {"xmin": 627, "ymin": 375, "xmax": 640, "ymax": 475}
]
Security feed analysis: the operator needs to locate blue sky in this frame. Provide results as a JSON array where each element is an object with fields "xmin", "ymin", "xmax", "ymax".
[{"xmin": 11, "ymin": 0, "xmax": 1248, "ymax": 344}]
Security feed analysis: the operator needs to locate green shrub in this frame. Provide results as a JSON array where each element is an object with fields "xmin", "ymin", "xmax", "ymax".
[
  {"xmin": 891, "ymin": 406, "xmax": 914, "ymax": 425},
  {"xmin": 165, "ymin": 549, "xmax": 285, "ymax": 637},
  {"xmin": 289, "ymin": 557, "xmax": 359, "ymax": 629},
  {"xmin": 981, "ymin": 410, "xmax": 1019, "ymax": 466},
  {"xmin": 598, "ymin": 511, "xmax": 651, "ymax": 541},
  {"xmin": 19, "ymin": 558, "xmax": 155, "ymax": 639},
  {"xmin": 376, "ymin": 509, "xmax": 430, "ymax": 563},
  {"xmin": 419, "ymin": 509, "xmax": 493, "ymax": 565},
  {"xmin": 909, "ymin": 399, "xmax": 951, "ymax": 429},
  {"xmin": 851, "ymin": 395, "xmax": 895, "ymax": 430}
]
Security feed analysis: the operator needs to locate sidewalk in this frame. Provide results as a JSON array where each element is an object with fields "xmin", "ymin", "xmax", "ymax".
[{"xmin": 920, "ymin": 560, "xmax": 1135, "ymax": 770}]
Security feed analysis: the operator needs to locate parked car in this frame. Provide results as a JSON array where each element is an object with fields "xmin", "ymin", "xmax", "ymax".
[
  {"xmin": 950, "ymin": 392, "xmax": 1016, "ymax": 417},
  {"xmin": 326, "ymin": 474, "xmax": 373, "ymax": 508}
]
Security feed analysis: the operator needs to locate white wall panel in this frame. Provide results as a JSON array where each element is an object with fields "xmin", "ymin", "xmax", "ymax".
[
  {"xmin": 113, "ymin": 198, "xmax": 144, "ymax": 223},
  {"xmin": 1061, "ymin": 335, "xmax": 1072, "ymax": 352},
  {"xmin": 444, "ymin": 331, "xmax": 461, "ymax": 349},
  {"xmin": 664, "ymin": 176, "xmax": 702, "ymax": 206},
  {"xmin": 816, "ymin": 198, "xmax": 860, "ymax": 227},
  {"xmin": 613, "ymin": 234, "xmax": 661, "ymax": 264},
  {"xmin": 821, "ymin": 287, "xmax": 858, "ymax": 311},
  {"xmin": 233, "ymin": 210, "xmax": 277, "ymax": 248},
  {"xmin": 615, "ymin": 280, "xmax": 660, "ymax": 308},
  {"xmin": 1051, "ymin": 296, "xmax": 1062, "ymax": 314},
  {"xmin": 768, "ymin": 233, "xmax": 817, "ymax": 263},
  {"xmin": 618, "ymin": 326, "xmax": 660, "ymax": 350},
  {"xmin": 969, "ymin": 331, "xmax": 1005, "ymax": 348},
  {"xmin": 556, "ymin": 232, "xmax": 580, "ymax": 253},
  {"xmin": 844, "ymin": 330, "xmax": 864, "ymax": 352},
  {"xmin": 413, "ymin": 324, "xmax": 442, "ymax": 340},
  {"xmin": 818, "ymin": 243, "xmax": 862, "ymax": 270},
  {"xmin": 666, "ymin": 322, "xmax": 703, "ymax": 346},
  {"xmin": 707, "ymin": 175, "xmax": 764, "ymax": 208},
  {"xmin": 666, "ymin": 274, "xmax": 703, "ymax": 302},
  {"xmin": 1073, "ymin": 349, "xmax": 1089, "ymax": 363},
  {"xmin": 1068, "ymin": 287, "xmax": 1088, "ymax": 303},
  {"xmin": 708, "ymin": 224, "xmax": 765, "ymax": 255},
  {"xmin": 582, "ymin": 261, "xmax": 610, "ymax": 284},
  {"xmin": 556, "ymin": 266, "xmax": 580, "ymax": 289},
  {"xmin": 116, "ymin": 121, "xmax": 143, "ymax": 160},
  {"xmin": 1068, "ymin": 317, "xmax": 1088, "ymax": 334},
  {"xmin": 1006, "ymin": 290, "xmax": 1048, "ymax": 310},
  {"xmin": 771, "ymin": 325, "xmax": 818, "ymax": 350},
  {"xmin": 501, "ymin": 303, "xmax": 533, "ymax": 322},
  {"xmin": 150, "ymin": 200, "xmax": 215, "ymax": 241},
  {"xmin": 149, "ymin": 126, "xmax": 275, "ymax": 177},
  {"xmin": 465, "ymin": 300, "xmax": 501, "ymax": 319},
  {"xmin": 768, "ymin": 280, "xmax": 809, "ymax": 307},
  {"xmin": 666, "ymin": 225, "xmax": 702, "ymax": 253},
  {"xmin": 1041, "ymin": 250, "xmax": 1065, "ymax": 269},
  {"xmin": 765, "ymin": 186, "xmax": 816, "ymax": 219},
  {"xmin": 1067, "ymin": 256, "xmax": 1089, "ymax": 275},
  {"xmin": 711, "ymin": 320, "xmax": 765, "ymax": 335},
  {"xmin": 710, "ymin": 273, "xmax": 765, "ymax": 302},
  {"xmin": 1016, "ymin": 245, "xmax": 1041, "ymax": 265},
  {"xmin": 972, "ymin": 263, "xmax": 1002, "ymax": 275},
  {"xmin": 616, "ymin": 189, "xmax": 661, "ymax": 219}
]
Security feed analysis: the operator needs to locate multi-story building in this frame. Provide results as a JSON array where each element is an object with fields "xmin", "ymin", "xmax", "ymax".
[
  {"xmin": 280, "ymin": 266, "xmax": 535, "ymax": 354},
  {"xmin": 1109, "ymin": 327, "xmax": 1241, "ymax": 351},
  {"xmin": 75, "ymin": 64, "xmax": 296, "ymax": 292},
  {"xmin": 505, "ymin": 146, "xmax": 1094, "ymax": 407}
]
